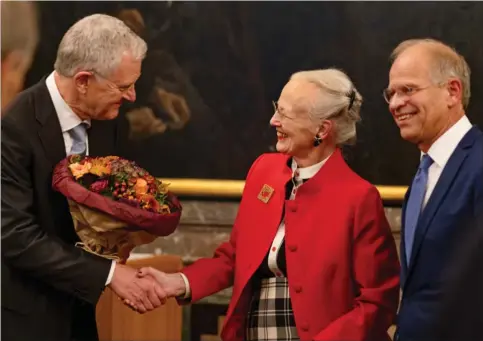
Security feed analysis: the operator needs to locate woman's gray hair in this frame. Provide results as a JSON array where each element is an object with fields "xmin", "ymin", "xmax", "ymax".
[
  {"xmin": 290, "ymin": 68, "xmax": 363, "ymax": 146},
  {"xmin": 54, "ymin": 14, "xmax": 147, "ymax": 78}
]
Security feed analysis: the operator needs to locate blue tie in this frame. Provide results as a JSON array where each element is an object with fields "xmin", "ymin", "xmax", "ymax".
[
  {"xmin": 68, "ymin": 123, "xmax": 87, "ymax": 156},
  {"xmin": 404, "ymin": 154, "xmax": 434, "ymax": 264}
]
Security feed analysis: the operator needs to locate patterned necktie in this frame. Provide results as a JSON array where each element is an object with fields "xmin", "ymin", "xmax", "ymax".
[
  {"xmin": 404, "ymin": 154, "xmax": 434, "ymax": 265},
  {"xmin": 68, "ymin": 123, "xmax": 87, "ymax": 156}
]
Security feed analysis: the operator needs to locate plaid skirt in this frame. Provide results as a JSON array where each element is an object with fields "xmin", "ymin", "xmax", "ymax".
[{"xmin": 245, "ymin": 277, "xmax": 300, "ymax": 341}]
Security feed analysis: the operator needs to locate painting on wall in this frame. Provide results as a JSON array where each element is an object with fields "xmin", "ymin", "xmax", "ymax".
[{"xmin": 26, "ymin": 1, "xmax": 483, "ymax": 186}]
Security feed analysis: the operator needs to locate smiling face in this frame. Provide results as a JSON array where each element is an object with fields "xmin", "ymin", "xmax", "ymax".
[
  {"xmin": 76, "ymin": 52, "xmax": 141, "ymax": 120},
  {"xmin": 387, "ymin": 45, "xmax": 463, "ymax": 151},
  {"xmin": 270, "ymin": 79, "xmax": 321, "ymax": 157}
]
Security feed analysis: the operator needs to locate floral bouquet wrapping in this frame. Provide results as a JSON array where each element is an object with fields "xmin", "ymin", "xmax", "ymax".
[{"xmin": 52, "ymin": 155, "xmax": 182, "ymax": 263}]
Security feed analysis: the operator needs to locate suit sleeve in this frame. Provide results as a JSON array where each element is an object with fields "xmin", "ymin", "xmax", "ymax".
[
  {"xmin": 179, "ymin": 154, "xmax": 265, "ymax": 303},
  {"xmin": 434, "ymin": 213, "xmax": 483, "ymax": 341},
  {"xmin": 1, "ymin": 122, "xmax": 112, "ymax": 305},
  {"xmin": 314, "ymin": 186, "xmax": 401, "ymax": 341},
  {"xmin": 474, "ymin": 162, "xmax": 483, "ymax": 217}
]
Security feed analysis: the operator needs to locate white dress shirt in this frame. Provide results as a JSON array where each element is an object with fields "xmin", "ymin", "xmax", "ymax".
[
  {"xmin": 422, "ymin": 115, "xmax": 473, "ymax": 208},
  {"xmin": 45, "ymin": 71, "xmax": 116, "ymax": 286},
  {"xmin": 180, "ymin": 153, "xmax": 332, "ymax": 297}
]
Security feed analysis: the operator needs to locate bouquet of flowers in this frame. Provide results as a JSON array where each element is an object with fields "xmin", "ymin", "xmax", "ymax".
[{"xmin": 52, "ymin": 154, "xmax": 182, "ymax": 262}]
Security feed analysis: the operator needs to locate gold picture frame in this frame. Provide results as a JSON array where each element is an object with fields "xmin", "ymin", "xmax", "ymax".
[{"xmin": 160, "ymin": 178, "xmax": 408, "ymax": 201}]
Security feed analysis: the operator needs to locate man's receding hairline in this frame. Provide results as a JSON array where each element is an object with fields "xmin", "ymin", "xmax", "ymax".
[{"xmin": 392, "ymin": 40, "xmax": 460, "ymax": 66}]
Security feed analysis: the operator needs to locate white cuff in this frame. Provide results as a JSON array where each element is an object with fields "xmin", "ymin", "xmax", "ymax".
[
  {"xmin": 105, "ymin": 261, "xmax": 116, "ymax": 286},
  {"xmin": 179, "ymin": 272, "xmax": 191, "ymax": 299}
]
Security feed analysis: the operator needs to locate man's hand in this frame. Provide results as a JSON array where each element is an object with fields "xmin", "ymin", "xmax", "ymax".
[
  {"xmin": 137, "ymin": 267, "xmax": 186, "ymax": 298},
  {"xmin": 108, "ymin": 263, "xmax": 167, "ymax": 313}
]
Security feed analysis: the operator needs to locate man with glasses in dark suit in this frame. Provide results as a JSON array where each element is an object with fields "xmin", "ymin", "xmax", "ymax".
[
  {"xmin": 385, "ymin": 38, "xmax": 483, "ymax": 341},
  {"xmin": 1, "ymin": 13, "xmax": 168, "ymax": 341}
]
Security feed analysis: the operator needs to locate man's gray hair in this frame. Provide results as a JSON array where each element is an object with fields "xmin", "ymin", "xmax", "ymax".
[
  {"xmin": 391, "ymin": 38, "xmax": 471, "ymax": 109},
  {"xmin": 54, "ymin": 13, "xmax": 147, "ymax": 77},
  {"xmin": 1, "ymin": 0, "xmax": 39, "ymax": 60},
  {"xmin": 290, "ymin": 69, "xmax": 363, "ymax": 147}
]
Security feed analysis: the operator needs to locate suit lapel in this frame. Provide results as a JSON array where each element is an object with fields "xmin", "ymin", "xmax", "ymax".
[
  {"xmin": 400, "ymin": 187, "xmax": 411, "ymax": 286},
  {"xmin": 34, "ymin": 77, "xmax": 119, "ymax": 165},
  {"xmin": 253, "ymin": 156, "xmax": 291, "ymax": 261},
  {"xmin": 406, "ymin": 127, "xmax": 479, "ymax": 278},
  {"xmin": 35, "ymin": 80, "xmax": 66, "ymax": 168}
]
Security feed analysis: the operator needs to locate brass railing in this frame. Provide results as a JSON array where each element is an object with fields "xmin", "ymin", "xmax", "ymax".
[{"xmin": 160, "ymin": 178, "xmax": 407, "ymax": 201}]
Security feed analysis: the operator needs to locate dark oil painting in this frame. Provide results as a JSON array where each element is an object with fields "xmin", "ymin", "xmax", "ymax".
[{"xmin": 26, "ymin": 1, "xmax": 483, "ymax": 185}]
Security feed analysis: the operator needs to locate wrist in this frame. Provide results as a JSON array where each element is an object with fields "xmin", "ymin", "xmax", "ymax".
[{"xmin": 169, "ymin": 273, "xmax": 186, "ymax": 297}]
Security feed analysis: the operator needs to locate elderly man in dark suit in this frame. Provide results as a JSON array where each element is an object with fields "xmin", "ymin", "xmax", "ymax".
[
  {"xmin": 1, "ymin": 13, "xmax": 167, "ymax": 341},
  {"xmin": 1, "ymin": 0, "xmax": 39, "ymax": 112}
]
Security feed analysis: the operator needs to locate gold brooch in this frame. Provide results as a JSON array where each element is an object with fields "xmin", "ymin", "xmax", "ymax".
[{"xmin": 257, "ymin": 184, "xmax": 274, "ymax": 203}]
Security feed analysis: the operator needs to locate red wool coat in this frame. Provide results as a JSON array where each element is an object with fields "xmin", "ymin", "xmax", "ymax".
[{"xmin": 182, "ymin": 149, "xmax": 400, "ymax": 341}]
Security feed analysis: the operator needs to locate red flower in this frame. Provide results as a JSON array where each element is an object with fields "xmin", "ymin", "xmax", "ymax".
[{"xmin": 90, "ymin": 179, "xmax": 109, "ymax": 193}]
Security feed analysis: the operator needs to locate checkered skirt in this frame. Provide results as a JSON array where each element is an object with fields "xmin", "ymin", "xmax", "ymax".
[{"xmin": 245, "ymin": 277, "xmax": 300, "ymax": 341}]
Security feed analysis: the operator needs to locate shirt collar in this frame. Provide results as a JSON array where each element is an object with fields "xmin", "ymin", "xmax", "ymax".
[
  {"xmin": 424, "ymin": 115, "xmax": 472, "ymax": 168},
  {"xmin": 45, "ymin": 71, "xmax": 91, "ymax": 133},
  {"xmin": 291, "ymin": 151, "xmax": 333, "ymax": 180}
]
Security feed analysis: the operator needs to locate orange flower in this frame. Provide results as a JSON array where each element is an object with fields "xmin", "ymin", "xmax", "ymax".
[
  {"xmin": 69, "ymin": 162, "xmax": 92, "ymax": 179},
  {"xmin": 157, "ymin": 181, "xmax": 169, "ymax": 194},
  {"xmin": 90, "ymin": 165, "xmax": 111, "ymax": 177},
  {"xmin": 134, "ymin": 178, "xmax": 148, "ymax": 195},
  {"xmin": 159, "ymin": 204, "xmax": 171, "ymax": 214},
  {"xmin": 138, "ymin": 193, "xmax": 160, "ymax": 212},
  {"xmin": 103, "ymin": 156, "xmax": 120, "ymax": 162}
]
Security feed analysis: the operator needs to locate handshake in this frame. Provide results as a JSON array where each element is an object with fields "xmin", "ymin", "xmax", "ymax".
[{"xmin": 108, "ymin": 263, "xmax": 187, "ymax": 313}]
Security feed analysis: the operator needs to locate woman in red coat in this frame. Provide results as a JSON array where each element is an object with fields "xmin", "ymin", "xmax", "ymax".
[{"xmin": 139, "ymin": 68, "xmax": 400, "ymax": 341}]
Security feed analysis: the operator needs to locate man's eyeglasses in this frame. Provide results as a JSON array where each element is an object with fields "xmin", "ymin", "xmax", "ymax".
[
  {"xmin": 382, "ymin": 85, "xmax": 431, "ymax": 103},
  {"xmin": 383, "ymin": 82, "xmax": 446, "ymax": 104},
  {"xmin": 91, "ymin": 72, "xmax": 135, "ymax": 94},
  {"xmin": 113, "ymin": 82, "xmax": 135, "ymax": 93}
]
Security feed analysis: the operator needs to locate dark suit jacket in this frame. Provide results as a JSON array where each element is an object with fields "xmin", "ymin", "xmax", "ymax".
[
  {"xmin": 1, "ymin": 78, "xmax": 128, "ymax": 341},
  {"xmin": 433, "ymin": 211, "xmax": 483, "ymax": 341},
  {"xmin": 395, "ymin": 126, "xmax": 483, "ymax": 341}
]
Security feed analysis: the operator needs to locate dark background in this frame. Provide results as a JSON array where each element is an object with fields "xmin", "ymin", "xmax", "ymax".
[{"xmin": 26, "ymin": 1, "xmax": 483, "ymax": 185}]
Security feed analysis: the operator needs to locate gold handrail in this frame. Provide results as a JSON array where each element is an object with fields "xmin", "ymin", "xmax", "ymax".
[{"xmin": 160, "ymin": 178, "xmax": 408, "ymax": 201}]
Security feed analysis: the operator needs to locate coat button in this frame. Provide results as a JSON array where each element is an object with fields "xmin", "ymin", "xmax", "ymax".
[
  {"xmin": 288, "ymin": 244, "xmax": 297, "ymax": 252},
  {"xmin": 290, "ymin": 205, "xmax": 297, "ymax": 212},
  {"xmin": 294, "ymin": 285, "xmax": 302, "ymax": 293},
  {"xmin": 300, "ymin": 322, "xmax": 309, "ymax": 331}
]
